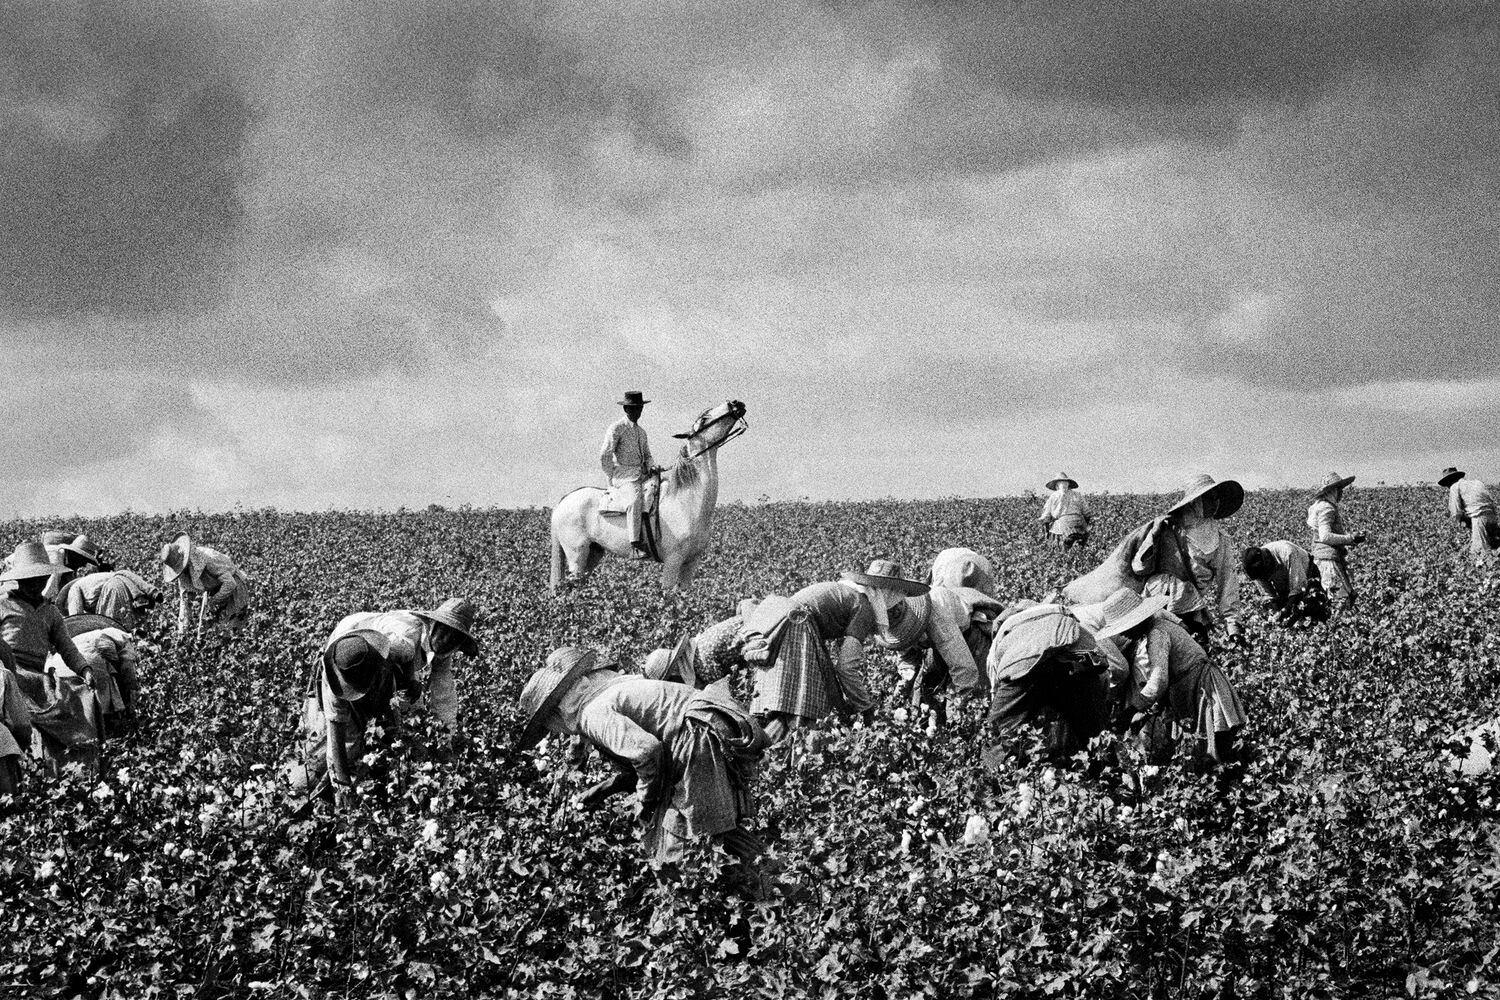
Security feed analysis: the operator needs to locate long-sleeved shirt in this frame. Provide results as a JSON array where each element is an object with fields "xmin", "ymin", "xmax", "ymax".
[
  {"xmin": 600, "ymin": 418, "xmax": 653, "ymax": 482},
  {"xmin": 575, "ymin": 677, "xmax": 697, "ymax": 799},
  {"xmin": 1450, "ymin": 479, "xmax": 1497, "ymax": 522},
  {"xmin": 0, "ymin": 594, "xmax": 88, "ymax": 674},
  {"xmin": 1181, "ymin": 523, "xmax": 1241, "ymax": 625},
  {"xmin": 324, "ymin": 611, "xmax": 461, "ymax": 729},
  {"xmin": 1307, "ymin": 500, "xmax": 1358, "ymax": 560},
  {"xmin": 1251, "ymin": 541, "xmax": 1313, "ymax": 608},
  {"xmin": 988, "ymin": 605, "xmax": 1102, "ymax": 685},
  {"xmin": 1039, "ymin": 488, "xmax": 1091, "ymax": 536},
  {"xmin": 63, "ymin": 570, "xmax": 160, "ymax": 628},
  {"xmin": 789, "ymin": 581, "xmax": 877, "ymax": 643}
]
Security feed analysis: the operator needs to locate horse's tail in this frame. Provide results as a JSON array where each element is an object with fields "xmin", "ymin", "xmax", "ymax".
[{"xmin": 549, "ymin": 520, "xmax": 565, "ymax": 592}]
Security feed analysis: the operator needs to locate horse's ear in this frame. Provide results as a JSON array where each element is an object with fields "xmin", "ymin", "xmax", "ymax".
[{"xmin": 671, "ymin": 432, "xmax": 692, "ymax": 439}]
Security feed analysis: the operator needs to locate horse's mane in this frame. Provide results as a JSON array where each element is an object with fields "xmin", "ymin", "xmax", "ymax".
[{"xmin": 667, "ymin": 446, "xmax": 702, "ymax": 490}]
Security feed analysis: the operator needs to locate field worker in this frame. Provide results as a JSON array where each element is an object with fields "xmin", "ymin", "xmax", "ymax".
[
  {"xmin": 882, "ymin": 580, "xmax": 1006, "ymax": 730},
  {"xmin": 737, "ymin": 560, "xmax": 925, "ymax": 743},
  {"xmin": 1307, "ymin": 473, "xmax": 1367, "ymax": 610},
  {"xmin": 984, "ymin": 601, "xmax": 1110, "ymax": 762},
  {"xmin": 1038, "ymin": 473, "xmax": 1092, "ymax": 551},
  {"xmin": 1440, "ymin": 467, "xmax": 1498, "ymax": 569},
  {"xmin": 600, "ymin": 390, "xmax": 656, "ymax": 555},
  {"xmin": 1241, "ymin": 543, "xmax": 1330, "ymax": 626},
  {"xmin": 0, "ymin": 542, "xmax": 99, "ymax": 769},
  {"xmin": 58, "ymin": 614, "xmax": 141, "ymax": 737},
  {"xmin": 38, "ymin": 529, "xmax": 77, "ymax": 603},
  {"xmin": 1094, "ymin": 587, "xmax": 1246, "ymax": 765},
  {"xmin": 518, "ymin": 647, "xmax": 768, "ymax": 890},
  {"xmin": 1163, "ymin": 474, "xmax": 1244, "ymax": 644},
  {"xmin": 0, "ymin": 641, "xmax": 31, "ymax": 796},
  {"xmin": 928, "ymin": 547, "xmax": 999, "ymax": 597},
  {"xmin": 159, "ymin": 533, "xmax": 253, "ymax": 641},
  {"xmin": 299, "ymin": 598, "xmax": 479, "ymax": 806},
  {"xmin": 55, "ymin": 536, "xmax": 162, "ymax": 630}
]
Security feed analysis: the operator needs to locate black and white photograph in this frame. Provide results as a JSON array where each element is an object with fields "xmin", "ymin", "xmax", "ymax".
[{"xmin": 2, "ymin": 0, "xmax": 1498, "ymax": 996}]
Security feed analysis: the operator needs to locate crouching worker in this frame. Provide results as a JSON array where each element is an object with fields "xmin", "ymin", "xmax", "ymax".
[
  {"xmin": 60, "ymin": 615, "xmax": 143, "ymax": 737},
  {"xmin": 1093, "ymin": 588, "xmax": 1246, "ymax": 765},
  {"xmin": 883, "ymin": 582, "xmax": 1005, "ymax": 731},
  {"xmin": 1241, "ymin": 543, "xmax": 1330, "ymax": 626},
  {"xmin": 298, "ymin": 599, "xmax": 479, "ymax": 808},
  {"xmin": 518, "ymin": 647, "xmax": 768, "ymax": 889},
  {"xmin": 985, "ymin": 602, "xmax": 1109, "ymax": 764}
]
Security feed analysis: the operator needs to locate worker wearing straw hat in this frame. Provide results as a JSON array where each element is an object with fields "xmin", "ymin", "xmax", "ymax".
[
  {"xmin": 298, "ymin": 598, "xmax": 479, "ymax": 806},
  {"xmin": 36, "ymin": 529, "xmax": 78, "ymax": 602},
  {"xmin": 1306, "ymin": 473, "xmax": 1367, "ymax": 609},
  {"xmin": 600, "ymin": 390, "xmax": 657, "ymax": 554},
  {"xmin": 517, "ymin": 647, "xmax": 768, "ymax": 888},
  {"xmin": 1241, "ymin": 542, "xmax": 1331, "ymax": 626},
  {"xmin": 1093, "ymin": 587, "xmax": 1246, "ymax": 765},
  {"xmin": 57, "ymin": 536, "xmax": 162, "ymax": 631},
  {"xmin": 1161, "ymin": 473, "xmax": 1245, "ymax": 644},
  {"xmin": 1039, "ymin": 473, "xmax": 1092, "ymax": 551},
  {"xmin": 0, "ymin": 541, "xmax": 99, "ymax": 771},
  {"xmin": 159, "ymin": 533, "xmax": 253, "ymax": 642},
  {"xmin": 738, "ymin": 559, "xmax": 925, "ymax": 743},
  {"xmin": 1440, "ymin": 467, "xmax": 1499, "ymax": 569}
]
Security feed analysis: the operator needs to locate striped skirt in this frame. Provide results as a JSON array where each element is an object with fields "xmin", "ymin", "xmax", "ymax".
[{"xmin": 747, "ymin": 611, "xmax": 842, "ymax": 721}]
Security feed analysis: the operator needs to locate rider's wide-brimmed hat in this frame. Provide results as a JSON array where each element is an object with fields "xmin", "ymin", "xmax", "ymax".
[
  {"xmin": 1167, "ymin": 473, "xmax": 1244, "ymax": 519},
  {"xmin": 1, "ymin": 541, "xmax": 64, "ymax": 582},
  {"xmin": 64, "ymin": 613, "xmax": 124, "ymax": 638},
  {"xmin": 841, "ymin": 559, "xmax": 929, "ymax": 597},
  {"xmin": 1046, "ymin": 473, "xmax": 1079, "ymax": 491},
  {"xmin": 1439, "ymin": 467, "xmax": 1466, "ymax": 488},
  {"xmin": 1094, "ymin": 587, "xmax": 1172, "ymax": 640},
  {"xmin": 413, "ymin": 597, "xmax": 479, "ymax": 657},
  {"xmin": 518, "ymin": 647, "xmax": 604, "ymax": 751},
  {"xmin": 619, "ymin": 390, "xmax": 650, "ymax": 407},
  {"xmin": 61, "ymin": 534, "xmax": 105, "ymax": 566},
  {"xmin": 1314, "ymin": 472, "xmax": 1356, "ymax": 499},
  {"xmin": 642, "ymin": 635, "xmax": 698, "ymax": 687},
  {"xmin": 160, "ymin": 533, "xmax": 193, "ymax": 583}
]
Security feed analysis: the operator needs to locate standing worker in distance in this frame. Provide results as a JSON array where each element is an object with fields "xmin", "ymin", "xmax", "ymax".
[
  {"xmin": 1038, "ymin": 474, "xmax": 1092, "ymax": 551},
  {"xmin": 1307, "ymin": 473, "xmax": 1367, "ymax": 610},
  {"xmin": 160, "ymin": 533, "xmax": 253, "ymax": 642},
  {"xmin": 1439, "ymin": 467, "xmax": 1498, "ymax": 569}
]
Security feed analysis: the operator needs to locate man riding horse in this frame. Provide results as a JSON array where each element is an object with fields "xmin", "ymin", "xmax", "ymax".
[{"xmin": 600, "ymin": 390, "xmax": 657, "ymax": 556}]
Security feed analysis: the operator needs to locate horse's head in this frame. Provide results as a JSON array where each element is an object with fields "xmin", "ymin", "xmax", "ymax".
[{"xmin": 672, "ymin": 400, "xmax": 748, "ymax": 453}]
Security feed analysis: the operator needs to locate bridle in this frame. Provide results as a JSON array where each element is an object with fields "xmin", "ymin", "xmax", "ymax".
[{"xmin": 678, "ymin": 404, "xmax": 748, "ymax": 459}]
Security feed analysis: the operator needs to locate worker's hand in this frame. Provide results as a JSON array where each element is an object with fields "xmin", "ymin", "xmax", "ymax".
[
  {"xmin": 1353, "ymin": 532, "xmax": 1368, "ymax": 545},
  {"xmin": 333, "ymin": 781, "xmax": 358, "ymax": 810}
]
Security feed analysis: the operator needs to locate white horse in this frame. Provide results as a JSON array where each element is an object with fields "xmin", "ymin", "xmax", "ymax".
[{"xmin": 550, "ymin": 400, "xmax": 748, "ymax": 593}]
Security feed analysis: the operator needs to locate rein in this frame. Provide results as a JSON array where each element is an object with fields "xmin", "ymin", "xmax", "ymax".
[{"xmin": 680, "ymin": 411, "xmax": 749, "ymax": 460}]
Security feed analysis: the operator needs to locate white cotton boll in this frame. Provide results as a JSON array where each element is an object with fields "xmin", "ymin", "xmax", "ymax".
[
  {"xmin": 906, "ymin": 796, "xmax": 926, "ymax": 816},
  {"xmin": 421, "ymin": 819, "xmax": 440, "ymax": 843},
  {"xmin": 430, "ymin": 870, "xmax": 451, "ymax": 893},
  {"xmin": 893, "ymin": 708, "xmax": 909, "ymax": 724},
  {"xmin": 1015, "ymin": 783, "xmax": 1035, "ymax": 817},
  {"xmin": 91, "ymin": 783, "xmax": 113, "ymax": 801},
  {"xmin": 962, "ymin": 815, "xmax": 991, "ymax": 845}
]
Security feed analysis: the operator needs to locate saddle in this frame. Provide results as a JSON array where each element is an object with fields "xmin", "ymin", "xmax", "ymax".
[{"xmin": 598, "ymin": 470, "xmax": 664, "ymax": 561}]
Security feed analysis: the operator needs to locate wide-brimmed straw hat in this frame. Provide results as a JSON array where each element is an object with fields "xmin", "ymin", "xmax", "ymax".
[
  {"xmin": 41, "ymin": 530, "xmax": 74, "ymax": 547},
  {"xmin": 1094, "ymin": 587, "xmax": 1172, "ymax": 640},
  {"xmin": 1167, "ymin": 473, "xmax": 1244, "ymax": 519},
  {"xmin": 413, "ymin": 597, "xmax": 479, "ymax": 657},
  {"xmin": 1046, "ymin": 473, "xmax": 1079, "ymax": 491},
  {"xmin": 159, "ymin": 533, "xmax": 193, "ymax": 583},
  {"xmin": 517, "ymin": 647, "xmax": 602, "ymax": 751},
  {"xmin": 64, "ymin": 613, "xmax": 124, "ymax": 638},
  {"xmin": 619, "ymin": 390, "xmax": 650, "ymax": 407},
  {"xmin": 840, "ymin": 559, "xmax": 929, "ymax": 597},
  {"xmin": 1314, "ymin": 472, "xmax": 1356, "ymax": 499},
  {"xmin": 61, "ymin": 534, "xmax": 105, "ymax": 566},
  {"xmin": 1439, "ymin": 467, "xmax": 1466, "ymax": 488},
  {"xmin": 324, "ymin": 630, "xmax": 396, "ymax": 704},
  {"xmin": 642, "ymin": 634, "xmax": 698, "ymax": 687},
  {"xmin": 1, "ymin": 541, "xmax": 64, "ymax": 582}
]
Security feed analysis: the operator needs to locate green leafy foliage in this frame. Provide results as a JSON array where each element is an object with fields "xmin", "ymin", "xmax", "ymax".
[{"xmin": 2, "ymin": 489, "xmax": 1498, "ymax": 997}]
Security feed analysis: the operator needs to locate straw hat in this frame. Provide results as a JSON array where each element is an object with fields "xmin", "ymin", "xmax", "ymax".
[
  {"xmin": 1314, "ymin": 472, "xmax": 1355, "ymax": 499},
  {"xmin": 324, "ymin": 631, "xmax": 396, "ymax": 704},
  {"xmin": 413, "ymin": 597, "xmax": 479, "ymax": 657},
  {"xmin": 160, "ymin": 533, "xmax": 193, "ymax": 583},
  {"xmin": 840, "ymin": 558, "xmax": 929, "ymax": 597},
  {"xmin": 1093, "ymin": 587, "xmax": 1172, "ymax": 640},
  {"xmin": 1167, "ymin": 473, "xmax": 1244, "ymax": 519},
  {"xmin": 1439, "ymin": 467, "xmax": 1466, "ymax": 489},
  {"xmin": 41, "ymin": 530, "xmax": 74, "ymax": 547},
  {"xmin": 642, "ymin": 634, "xmax": 697, "ymax": 687},
  {"xmin": 619, "ymin": 390, "xmax": 650, "ymax": 407},
  {"xmin": 517, "ymin": 647, "xmax": 603, "ymax": 751},
  {"xmin": 64, "ymin": 613, "xmax": 124, "ymax": 638},
  {"xmin": 1045, "ymin": 473, "xmax": 1078, "ymax": 491},
  {"xmin": 1, "ymin": 541, "xmax": 64, "ymax": 582},
  {"xmin": 61, "ymin": 534, "xmax": 105, "ymax": 567}
]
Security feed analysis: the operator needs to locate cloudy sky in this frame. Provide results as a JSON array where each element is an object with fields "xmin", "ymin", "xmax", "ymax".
[{"xmin": 3, "ymin": 0, "xmax": 1496, "ymax": 515}]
